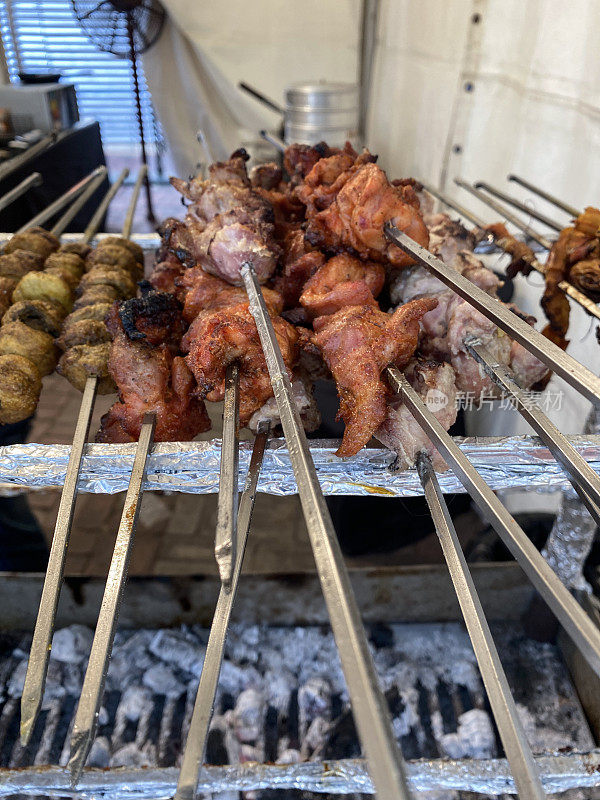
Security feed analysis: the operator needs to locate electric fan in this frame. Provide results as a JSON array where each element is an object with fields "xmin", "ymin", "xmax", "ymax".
[{"xmin": 72, "ymin": 0, "xmax": 166, "ymax": 224}]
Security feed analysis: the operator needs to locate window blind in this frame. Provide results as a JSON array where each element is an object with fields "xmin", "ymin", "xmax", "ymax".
[{"xmin": 0, "ymin": 0, "xmax": 161, "ymax": 147}]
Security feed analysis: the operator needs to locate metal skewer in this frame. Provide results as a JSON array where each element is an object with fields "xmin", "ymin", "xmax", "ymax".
[
  {"xmin": 465, "ymin": 337, "xmax": 600, "ymax": 527},
  {"xmin": 241, "ymin": 262, "xmax": 412, "ymax": 800},
  {"xmin": 215, "ymin": 362, "xmax": 240, "ymax": 588},
  {"xmin": 0, "ymin": 172, "xmax": 42, "ymax": 213},
  {"xmin": 50, "ymin": 167, "xmax": 108, "ymax": 237},
  {"xmin": 20, "ymin": 377, "xmax": 98, "ymax": 746},
  {"xmin": 508, "ymin": 175, "xmax": 580, "ymax": 218},
  {"xmin": 0, "ymin": 133, "xmax": 54, "ymax": 182},
  {"xmin": 68, "ymin": 413, "xmax": 156, "ymax": 787},
  {"xmin": 121, "ymin": 165, "xmax": 147, "ymax": 240},
  {"xmin": 416, "ymin": 452, "xmax": 546, "ymax": 800},
  {"xmin": 421, "ymin": 183, "xmax": 600, "ymax": 324},
  {"xmin": 260, "ymin": 129, "xmax": 286, "ymax": 152},
  {"xmin": 82, "ymin": 168, "xmax": 129, "ymax": 244},
  {"xmin": 15, "ymin": 166, "xmax": 106, "ymax": 235},
  {"xmin": 384, "ymin": 225, "xmax": 600, "ymax": 404},
  {"xmin": 21, "ymin": 167, "xmax": 139, "ymax": 746},
  {"xmin": 386, "ymin": 366, "xmax": 600, "ymax": 678},
  {"xmin": 454, "ymin": 178, "xmax": 553, "ymax": 251},
  {"xmin": 474, "ymin": 181, "xmax": 563, "ymax": 232},
  {"xmin": 175, "ymin": 422, "xmax": 270, "ymax": 800}
]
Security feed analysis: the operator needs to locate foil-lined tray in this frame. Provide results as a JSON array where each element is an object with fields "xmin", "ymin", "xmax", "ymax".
[{"xmin": 1, "ymin": 435, "xmax": 600, "ymax": 496}]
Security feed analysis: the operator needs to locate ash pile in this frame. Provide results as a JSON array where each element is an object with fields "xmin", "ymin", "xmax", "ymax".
[{"xmin": 0, "ymin": 621, "xmax": 594, "ymax": 792}]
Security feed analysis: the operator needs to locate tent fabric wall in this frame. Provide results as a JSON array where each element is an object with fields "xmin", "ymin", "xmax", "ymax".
[{"xmin": 143, "ymin": 1, "xmax": 361, "ymax": 176}]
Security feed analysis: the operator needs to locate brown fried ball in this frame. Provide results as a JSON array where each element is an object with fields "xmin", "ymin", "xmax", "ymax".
[
  {"xmin": 73, "ymin": 286, "xmax": 120, "ymax": 309},
  {"xmin": 3, "ymin": 299, "xmax": 66, "ymax": 337},
  {"xmin": 62, "ymin": 302, "xmax": 112, "ymax": 327},
  {"xmin": 13, "ymin": 271, "xmax": 72, "ymax": 311},
  {"xmin": 0, "ymin": 354, "xmax": 42, "ymax": 424},
  {"xmin": 58, "ymin": 319, "xmax": 110, "ymax": 350},
  {"xmin": 97, "ymin": 235, "xmax": 144, "ymax": 265},
  {"xmin": 58, "ymin": 241, "xmax": 92, "ymax": 259},
  {"xmin": 0, "ymin": 250, "xmax": 45, "ymax": 280},
  {"xmin": 86, "ymin": 245, "xmax": 141, "ymax": 278},
  {"xmin": 57, "ymin": 342, "xmax": 115, "ymax": 394},
  {"xmin": 0, "ymin": 321, "xmax": 57, "ymax": 376},
  {"xmin": 0, "ymin": 277, "xmax": 17, "ymax": 312},
  {"xmin": 44, "ymin": 266, "xmax": 80, "ymax": 291},
  {"xmin": 44, "ymin": 252, "xmax": 85, "ymax": 278},
  {"xmin": 77, "ymin": 266, "xmax": 136, "ymax": 299},
  {"xmin": 4, "ymin": 227, "xmax": 59, "ymax": 258}
]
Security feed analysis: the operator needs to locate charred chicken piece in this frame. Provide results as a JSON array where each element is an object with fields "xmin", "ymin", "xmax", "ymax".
[
  {"xmin": 4, "ymin": 227, "xmax": 59, "ymax": 259},
  {"xmin": 57, "ymin": 342, "xmax": 115, "ymax": 394},
  {"xmin": 249, "ymin": 162, "xmax": 283, "ymax": 190},
  {"xmin": 0, "ymin": 250, "xmax": 44, "ymax": 280},
  {"xmin": 283, "ymin": 141, "xmax": 335, "ymax": 181},
  {"xmin": 305, "ymin": 162, "xmax": 430, "ymax": 267},
  {"xmin": 272, "ymin": 226, "xmax": 325, "ymax": 309},
  {"xmin": 13, "ymin": 271, "xmax": 72, "ymax": 311},
  {"xmin": 182, "ymin": 301, "xmax": 299, "ymax": 425},
  {"xmin": 485, "ymin": 222, "xmax": 538, "ymax": 278},
  {"xmin": 375, "ymin": 359, "xmax": 458, "ymax": 471},
  {"xmin": 3, "ymin": 299, "xmax": 66, "ymax": 337},
  {"xmin": 0, "ymin": 353, "xmax": 42, "ymax": 424},
  {"xmin": 300, "ymin": 253, "xmax": 385, "ymax": 319},
  {"xmin": 0, "ymin": 320, "xmax": 57, "ymax": 376},
  {"xmin": 312, "ymin": 296, "xmax": 437, "ymax": 457},
  {"xmin": 178, "ymin": 266, "xmax": 283, "ymax": 324},
  {"xmin": 149, "ymin": 255, "xmax": 185, "ymax": 296},
  {"xmin": 294, "ymin": 145, "xmax": 377, "ymax": 215},
  {"xmin": 98, "ymin": 291, "xmax": 210, "ymax": 441},
  {"xmin": 167, "ymin": 149, "xmax": 280, "ymax": 284}
]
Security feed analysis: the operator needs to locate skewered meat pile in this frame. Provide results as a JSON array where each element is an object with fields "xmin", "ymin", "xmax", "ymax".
[
  {"xmin": 57, "ymin": 236, "xmax": 143, "ymax": 394},
  {"xmin": 0, "ymin": 228, "xmax": 142, "ymax": 424},
  {"xmin": 98, "ymin": 141, "xmax": 549, "ymax": 472},
  {"xmin": 540, "ymin": 207, "xmax": 600, "ymax": 348}
]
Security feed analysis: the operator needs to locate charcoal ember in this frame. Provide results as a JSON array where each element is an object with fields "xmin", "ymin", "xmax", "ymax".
[
  {"xmin": 432, "ymin": 707, "xmax": 496, "ymax": 760},
  {"xmin": 50, "ymin": 624, "xmax": 93, "ymax": 664},
  {"xmin": 302, "ymin": 716, "xmax": 330, "ymax": 757},
  {"xmin": 228, "ymin": 624, "xmax": 260, "ymax": 665},
  {"xmin": 61, "ymin": 662, "xmax": 83, "ymax": 697},
  {"xmin": 143, "ymin": 662, "xmax": 185, "ymax": 698},
  {"xmin": 106, "ymin": 650, "xmax": 146, "ymax": 691},
  {"xmin": 298, "ymin": 676, "xmax": 332, "ymax": 735},
  {"xmin": 109, "ymin": 741, "xmax": 154, "ymax": 768},
  {"xmin": 276, "ymin": 747, "xmax": 301, "ymax": 764},
  {"xmin": 87, "ymin": 735, "xmax": 111, "ymax": 768},
  {"xmin": 8, "ymin": 658, "xmax": 66, "ymax": 706},
  {"xmin": 264, "ymin": 667, "xmax": 296, "ymax": 712},
  {"xmin": 118, "ymin": 685, "xmax": 154, "ymax": 722},
  {"xmin": 232, "ymin": 688, "xmax": 265, "ymax": 743},
  {"xmin": 217, "ymin": 659, "xmax": 261, "ymax": 697},
  {"xmin": 149, "ymin": 629, "xmax": 205, "ymax": 676},
  {"xmin": 240, "ymin": 743, "xmax": 262, "ymax": 762}
]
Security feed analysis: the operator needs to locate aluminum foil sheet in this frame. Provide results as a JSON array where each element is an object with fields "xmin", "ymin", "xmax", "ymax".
[
  {"xmin": 1, "ymin": 435, "xmax": 600, "ymax": 496},
  {"xmin": 542, "ymin": 405, "xmax": 600, "ymax": 592},
  {"xmin": 2, "ymin": 751, "xmax": 600, "ymax": 797}
]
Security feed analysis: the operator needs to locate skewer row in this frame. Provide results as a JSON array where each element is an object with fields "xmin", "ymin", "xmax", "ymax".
[{"xmin": 14, "ymin": 143, "xmax": 600, "ymax": 800}]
